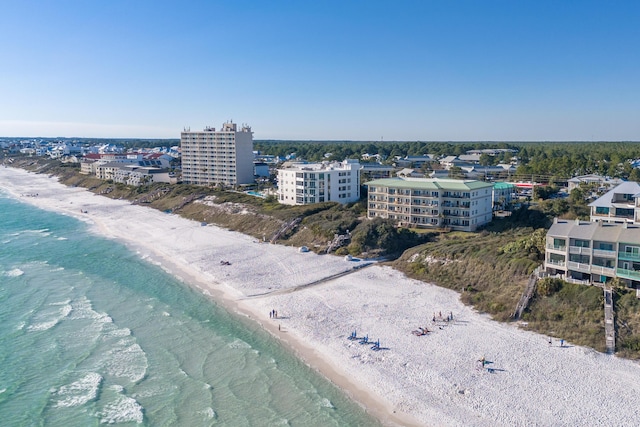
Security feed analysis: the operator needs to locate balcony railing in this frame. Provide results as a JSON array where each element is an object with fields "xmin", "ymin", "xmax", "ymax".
[
  {"xmin": 569, "ymin": 246, "xmax": 592, "ymax": 256},
  {"xmin": 618, "ymin": 252, "xmax": 640, "ymax": 262},
  {"xmin": 616, "ymin": 268, "xmax": 640, "ymax": 280},
  {"xmin": 547, "ymin": 244, "xmax": 567, "ymax": 251},
  {"xmin": 546, "ymin": 260, "xmax": 566, "ymax": 267},
  {"xmin": 593, "ymin": 249, "xmax": 616, "ymax": 258},
  {"xmin": 591, "ymin": 265, "xmax": 616, "ymax": 276},
  {"xmin": 567, "ymin": 261, "xmax": 591, "ymax": 273}
]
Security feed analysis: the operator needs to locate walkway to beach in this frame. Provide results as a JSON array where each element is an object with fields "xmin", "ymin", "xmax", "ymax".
[
  {"xmin": 604, "ymin": 287, "xmax": 615, "ymax": 354},
  {"xmin": 245, "ymin": 262, "xmax": 375, "ymax": 298}
]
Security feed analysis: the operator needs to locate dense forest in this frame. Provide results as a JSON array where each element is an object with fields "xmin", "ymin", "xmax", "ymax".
[{"xmin": 254, "ymin": 140, "xmax": 640, "ymax": 182}]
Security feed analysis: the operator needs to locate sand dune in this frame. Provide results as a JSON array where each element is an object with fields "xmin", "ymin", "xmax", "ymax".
[{"xmin": 3, "ymin": 166, "xmax": 640, "ymax": 427}]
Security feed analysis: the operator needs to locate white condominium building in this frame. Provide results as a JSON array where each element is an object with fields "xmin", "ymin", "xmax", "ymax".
[
  {"xmin": 545, "ymin": 218, "xmax": 640, "ymax": 288},
  {"xmin": 367, "ymin": 177, "xmax": 494, "ymax": 231},
  {"xmin": 180, "ymin": 121, "xmax": 254, "ymax": 186},
  {"xmin": 277, "ymin": 159, "xmax": 361, "ymax": 205}
]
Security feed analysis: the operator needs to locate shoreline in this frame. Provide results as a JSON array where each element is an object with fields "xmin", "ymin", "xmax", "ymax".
[{"xmin": 3, "ymin": 166, "xmax": 640, "ymax": 427}]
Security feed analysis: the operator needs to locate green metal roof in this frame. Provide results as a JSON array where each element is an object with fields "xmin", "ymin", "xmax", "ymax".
[
  {"xmin": 493, "ymin": 182, "xmax": 516, "ymax": 190},
  {"xmin": 366, "ymin": 177, "xmax": 494, "ymax": 191}
]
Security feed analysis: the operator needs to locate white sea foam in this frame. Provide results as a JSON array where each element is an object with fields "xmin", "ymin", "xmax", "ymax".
[
  {"xmin": 50, "ymin": 299, "xmax": 71, "ymax": 306},
  {"xmin": 98, "ymin": 394, "xmax": 144, "ymax": 424},
  {"xmin": 162, "ymin": 311, "xmax": 171, "ymax": 317},
  {"xmin": 27, "ymin": 319, "xmax": 59, "ymax": 331},
  {"xmin": 60, "ymin": 304, "xmax": 73, "ymax": 318},
  {"xmin": 56, "ymin": 237, "xmax": 68, "ymax": 240},
  {"xmin": 55, "ymin": 372, "xmax": 103, "ymax": 408},
  {"xmin": 319, "ymin": 398, "xmax": 335, "ymax": 409},
  {"xmin": 104, "ymin": 327, "xmax": 132, "ymax": 338},
  {"xmin": 0, "ymin": 388, "xmax": 5, "ymax": 394},
  {"xmin": 103, "ymin": 341, "xmax": 148, "ymax": 383},
  {"xmin": 197, "ymin": 407, "xmax": 216, "ymax": 419},
  {"xmin": 228, "ymin": 338, "xmax": 251, "ymax": 350},
  {"xmin": 16, "ymin": 321, "xmax": 25, "ymax": 331},
  {"xmin": 69, "ymin": 297, "xmax": 112, "ymax": 323},
  {"xmin": 4, "ymin": 268, "xmax": 24, "ymax": 277}
]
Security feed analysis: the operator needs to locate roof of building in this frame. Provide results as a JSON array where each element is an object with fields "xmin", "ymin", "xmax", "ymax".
[
  {"xmin": 588, "ymin": 181, "xmax": 640, "ymax": 207},
  {"xmin": 493, "ymin": 182, "xmax": 516, "ymax": 190},
  {"xmin": 548, "ymin": 218, "xmax": 640, "ymax": 244},
  {"xmin": 366, "ymin": 177, "xmax": 494, "ymax": 191}
]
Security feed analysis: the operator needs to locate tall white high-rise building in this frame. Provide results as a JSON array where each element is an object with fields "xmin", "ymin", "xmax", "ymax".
[{"xmin": 180, "ymin": 121, "xmax": 254, "ymax": 186}]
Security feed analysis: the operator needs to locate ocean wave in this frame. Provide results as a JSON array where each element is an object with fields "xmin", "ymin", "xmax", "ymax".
[
  {"xmin": 198, "ymin": 407, "xmax": 217, "ymax": 420},
  {"xmin": 104, "ymin": 327, "xmax": 132, "ymax": 338},
  {"xmin": 319, "ymin": 398, "xmax": 335, "ymax": 409},
  {"xmin": 98, "ymin": 394, "xmax": 144, "ymax": 424},
  {"xmin": 56, "ymin": 237, "xmax": 68, "ymax": 241},
  {"xmin": 228, "ymin": 338, "xmax": 251, "ymax": 350},
  {"xmin": 60, "ymin": 304, "xmax": 73, "ymax": 318},
  {"xmin": 55, "ymin": 372, "xmax": 103, "ymax": 408},
  {"xmin": 103, "ymin": 341, "xmax": 148, "ymax": 383},
  {"xmin": 4, "ymin": 268, "xmax": 24, "ymax": 277},
  {"xmin": 27, "ymin": 319, "xmax": 59, "ymax": 331},
  {"xmin": 69, "ymin": 297, "xmax": 112, "ymax": 323}
]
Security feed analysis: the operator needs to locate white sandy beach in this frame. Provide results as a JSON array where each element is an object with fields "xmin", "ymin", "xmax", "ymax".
[{"xmin": 3, "ymin": 166, "xmax": 640, "ymax": 427}]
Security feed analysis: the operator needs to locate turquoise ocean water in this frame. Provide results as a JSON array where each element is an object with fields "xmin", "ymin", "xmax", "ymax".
[{"xmin": 0, "ymin": 191, "xmax": 379, "ymax": 426}]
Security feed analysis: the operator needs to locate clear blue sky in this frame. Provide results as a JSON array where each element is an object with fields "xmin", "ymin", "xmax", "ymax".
[{"xmin": 1, "ymin": 0, "xmax": 638, "ymax": 141}]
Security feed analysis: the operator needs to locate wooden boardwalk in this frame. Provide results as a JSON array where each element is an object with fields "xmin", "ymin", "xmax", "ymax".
[
  {"xmin": 604, "ymin": 287, "xmax": 616, "ymax": 354},
  {"xmin": 512, "ymin": 268, "xmax": 539, "ymax": 320}
]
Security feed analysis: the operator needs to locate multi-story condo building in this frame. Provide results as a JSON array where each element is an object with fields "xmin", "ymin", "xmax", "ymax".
[
  {"xmin": 366, "ymin": 177, "xmax": 493, "ymax": 231},
  {"xmin": 589, "ymin": 181, "xmax": 640, "ymax": 225},
  {"xmin": 544, "ymin": 218, "xmax": 640, "ymax": 288},
  {"xmin": 277, "ymin": 159, "xmax": 361, "ymax": 205},
  {"xmin": 180, "ymin": 121, "xmax": 254, "ymax": 186}
]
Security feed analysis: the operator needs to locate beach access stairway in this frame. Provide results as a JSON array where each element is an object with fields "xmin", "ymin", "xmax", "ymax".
[
  {"xmin": 512, "ymin": 267, "xmax": 540, "ymax": 320},
  {"xmin": 270, "ymin": 217, "xmax": 301, "ymax": 243},
  {"xmin": 604, "ymin": 287, "xmax": 615, "ymax": 354},
  {"xmin": 326, "ymin": 231, "xmax": 351, "ymax": 254}
]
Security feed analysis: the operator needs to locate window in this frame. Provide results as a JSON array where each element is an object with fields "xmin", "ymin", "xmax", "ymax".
[{"xmin": 625, "ymin": 246, "xmax": 640, "ymax": 255}]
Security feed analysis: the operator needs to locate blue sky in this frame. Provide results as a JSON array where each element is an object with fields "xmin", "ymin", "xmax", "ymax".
[{"xmin": 0, "ymin": 0, "xmax": 638, "ymax": 141}]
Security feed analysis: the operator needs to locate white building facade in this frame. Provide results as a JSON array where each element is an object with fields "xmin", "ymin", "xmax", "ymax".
[
  {"xmin": 180, "ymin": 121, "xmax": 254, "ymax": 186},
  {"xmin": 545, "ymin": 218, "xmax": 640, "ymax": 288},
  {"xmin": 366, "ymin": 177, "xmax": 494, "ymax": 231},
  {"xmin": 277, "ymin": 160, "xmax": 361, "ymax": 205}
]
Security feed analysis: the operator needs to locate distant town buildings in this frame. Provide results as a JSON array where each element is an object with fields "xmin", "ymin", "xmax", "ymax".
[
  {"xmin": 567, "ymin": 174, "xmax": 624, "ymax": 192},
  {"xmin": 180, "ymin": 121, "xmax": 254, "ymax": 186},
  {"xmin": 277, "ymin": 159, "xmax": 361, "ymax": 205},
  {"xmin": 366, "ymin": 177, "xmax": 494, "ymax": 231}
]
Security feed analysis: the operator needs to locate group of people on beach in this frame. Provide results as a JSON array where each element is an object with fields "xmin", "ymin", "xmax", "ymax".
[
  {"xmin": 269, "ymin": 309, "xmax": 278, "ymax": 319},
  {"xmin": 347, "ymin": 331, "xmax": 383, "ymax": 351},
  {"xmin": 432, "ymin": 311, "xmax": 454, "ymax": 323}
]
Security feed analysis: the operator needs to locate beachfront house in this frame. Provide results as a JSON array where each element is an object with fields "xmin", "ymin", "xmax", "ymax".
[
  {"xmin": 366, "ymin": 177, "xmax": 494, "ymax": 231},
  {"xmin": 276, "ymin": 159, "xmax": 361, "ymax": 205},
  {"xmin": 544, "ymin": 218, "xmax": 640, "ymax": 290},
  {"xmin": 180, "ymin": 121, "xmax": 254, "ymax": 186}
]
